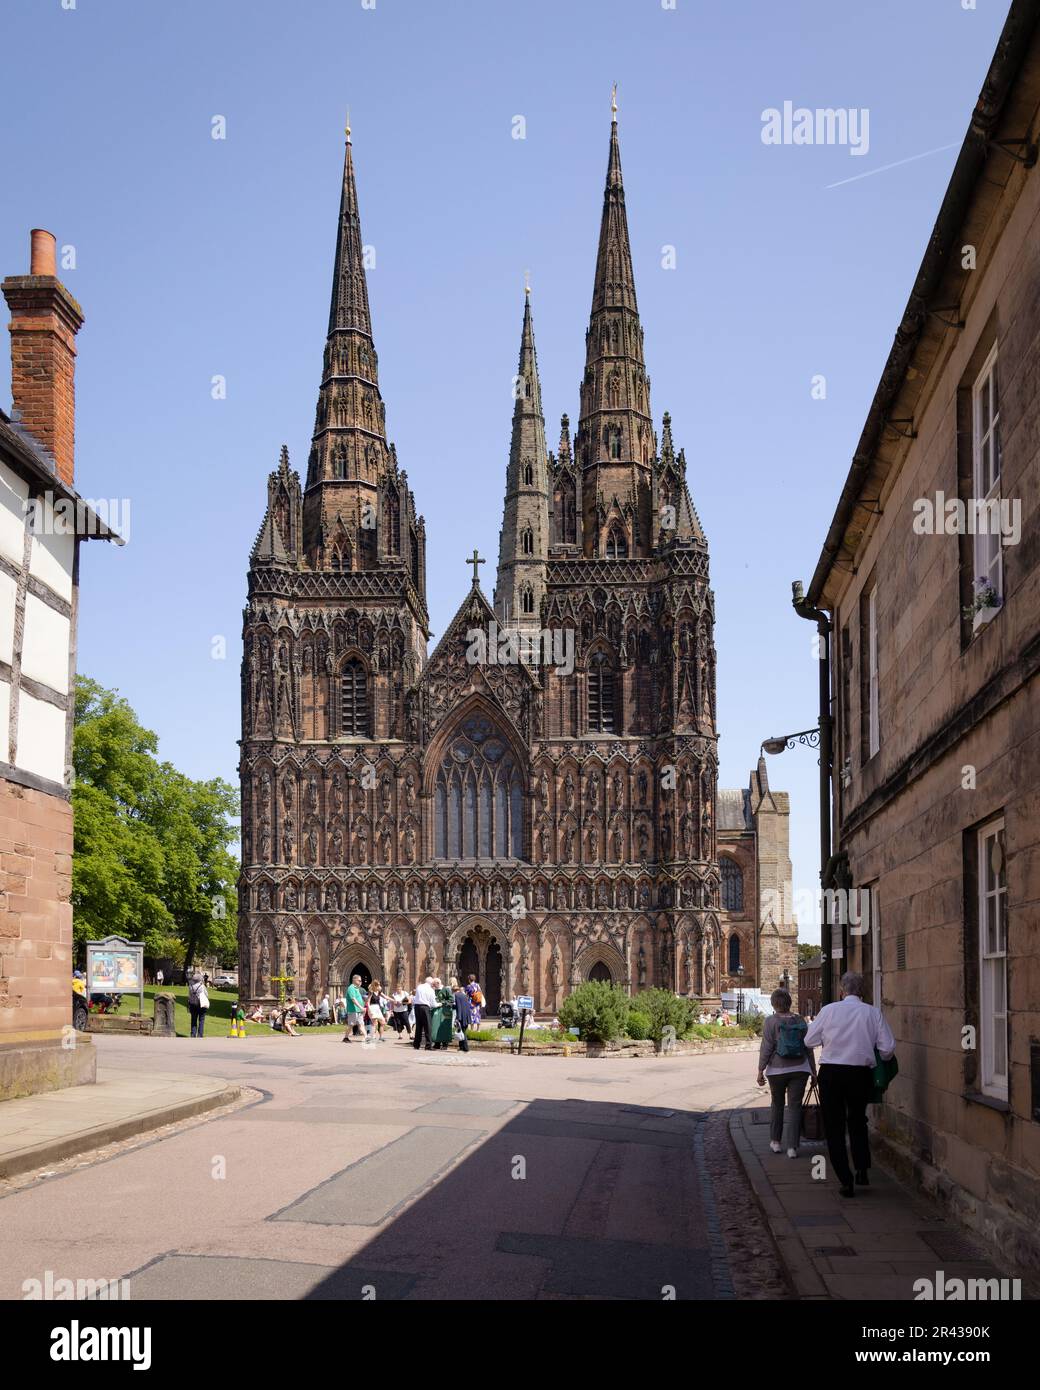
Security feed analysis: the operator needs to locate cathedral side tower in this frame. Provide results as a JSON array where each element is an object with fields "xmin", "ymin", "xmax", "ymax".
[{"xmin": 494, "ymin": 289, "xmax": 551, "ymax": 630}]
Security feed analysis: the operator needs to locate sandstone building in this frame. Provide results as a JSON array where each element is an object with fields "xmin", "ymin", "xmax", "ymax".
[
  {"xmin": 238, "ymin": 111, "xmax": 796, "ymax": 1014},
  {"xmin": 803, "ymin": 0, "xmax": 1040, "ymax": 1273}
]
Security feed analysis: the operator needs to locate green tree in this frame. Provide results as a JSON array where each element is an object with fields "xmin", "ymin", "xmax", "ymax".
[
  {"xmin": 797, "ymin": 942, "xmax": 819, "ymax": 966},
  {"xmin": 72, "ymin": 678, "xmax": 239, "ymax": 964},
  {"xmin": 558, "ymin": 980, "xmax": 631, "ymax": 1044},
  {"xmin": 630, "ymin": 988, "xmax": 700, "ymax": 1046}
]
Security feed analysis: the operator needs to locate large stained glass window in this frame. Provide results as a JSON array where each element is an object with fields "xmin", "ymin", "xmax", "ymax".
[{"xmin": 433, "ymin": 715, "xmax": 526, "ymax": 861}]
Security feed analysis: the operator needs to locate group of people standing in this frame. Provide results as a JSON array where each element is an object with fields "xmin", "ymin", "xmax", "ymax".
[
  {"xmin": 756, "ymin": 970, "xmax": 896, "ymax": 1196},
  {"xmin": 339, "ymin": 973, "xmax": 485, "ymax": 1054}
]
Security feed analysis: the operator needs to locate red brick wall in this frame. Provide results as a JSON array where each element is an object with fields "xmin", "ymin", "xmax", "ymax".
[
  {"xmin": 0, "ymin": 778, "xmax": 73, "ymax": 1036},
  {"xmin": 1, "ymin": 274, "xmax": 83, "ymax": 488}
]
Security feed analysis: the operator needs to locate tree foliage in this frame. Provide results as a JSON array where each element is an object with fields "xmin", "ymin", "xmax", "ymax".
[
  {"xmin": 630, "ymin": 988, "xmax": 700, "ymax": 1044},
  {"xmin": 558, "ymin": 980, "xmax": 631, "ymax": 1044},
  {"xmin": 72, "ymin": 678, "xmax": 239, "ymax": 964}
]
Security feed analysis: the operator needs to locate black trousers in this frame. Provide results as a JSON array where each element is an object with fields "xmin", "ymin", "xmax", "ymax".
[
  {"xmin": 412, "ymin": 1004, "xmax": 432, "ymax": 1049},
  {"xmin": 818, "ymin": 1063, "xmax": 874, "ymax": 1185}
]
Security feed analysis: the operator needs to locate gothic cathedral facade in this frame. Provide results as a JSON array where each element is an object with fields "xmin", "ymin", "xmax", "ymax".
[{"xmin": 238, "ymin": 113, "xmax": 729, "ymax": 1013}]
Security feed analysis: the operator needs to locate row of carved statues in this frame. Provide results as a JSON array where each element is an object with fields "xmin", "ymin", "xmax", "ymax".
[{"xmin": 244, "ymin": 871, "xmax": 723, "ymax": 914}]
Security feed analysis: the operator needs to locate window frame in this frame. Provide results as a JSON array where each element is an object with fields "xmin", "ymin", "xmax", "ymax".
[
  {"xmin": 971, "ymin": 344, "xmax": 1003, "ymax": 608},
  {"xmin": 977, "ymin": 816, "xmax": 1009, "ymax": 1101},
  {"xmin": 867, "ymin": 583, "xmax": 879, "ymax": 759}
]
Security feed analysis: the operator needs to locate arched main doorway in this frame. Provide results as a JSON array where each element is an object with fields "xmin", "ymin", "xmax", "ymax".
[
  {"xmin": 330, "ymin": 959, "xmax": 373, "ymax": 999},
  {"xmin": 589, "ymin": 961, "xmax": 613, "ymax": 985},
  {"xmin": 456, "ymin": 928, "xmax": 503, "ymax": 1015}
]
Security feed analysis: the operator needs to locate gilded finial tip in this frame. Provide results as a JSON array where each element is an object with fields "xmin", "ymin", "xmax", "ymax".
[
  {"xmin": 345, "ymin": 106, "xmax": 352, "ymax": 142},
  {"xmin": 611, "ymin": 82, "xmax": 618, "ymax": 121}
]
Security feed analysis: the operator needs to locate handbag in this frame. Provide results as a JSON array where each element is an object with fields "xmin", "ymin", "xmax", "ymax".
[
  {"xmin": 871, "ymin": 1048, "xmax": 899, "ymax": 1103},
  {"xmin": 801, "ymin": 1075, "xmax": 824, "ymax": 1141}
]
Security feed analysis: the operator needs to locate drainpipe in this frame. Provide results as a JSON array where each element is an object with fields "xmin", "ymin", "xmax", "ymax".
[{"xmin": 792, "ymin": 581, "xmax": 834, "ymax": 1006}]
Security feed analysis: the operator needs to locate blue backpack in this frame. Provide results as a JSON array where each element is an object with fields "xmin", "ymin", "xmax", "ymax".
[{"xmin": 776, "ymin": 1016, "xmax": 808, "ymax": 1059}]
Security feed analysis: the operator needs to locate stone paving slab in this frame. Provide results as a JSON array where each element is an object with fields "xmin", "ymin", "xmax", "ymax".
[
  {"xmin": 269, "ymin": 1125, "xmax": 483, "ymax": 1226},
  {"xmin": 127, "ymin": 1251, "xmax": 418, "ymax": 1301},
  {"xmin": 729, "ymin": 1105, "xmax": 1007, "ymax": 1301},
  {"xmin": 0, "ymin": 1070, "xmax": 240, "ymax": 1179}
]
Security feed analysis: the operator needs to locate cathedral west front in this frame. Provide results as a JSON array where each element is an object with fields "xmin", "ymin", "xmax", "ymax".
[{"xmin": 237, "ymin": 107, "xmax": 798, "ymax": 1013}]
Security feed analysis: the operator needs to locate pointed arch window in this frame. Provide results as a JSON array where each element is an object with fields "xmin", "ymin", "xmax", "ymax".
[
  {"xmin": 728, "ymin": 933, "xmax": 742, "ymax": 973},
  {"xmin": 721, "ymin": 857, "xmax": 744, "ymax": 913},
  {"xmin": 340, "ymin": 659, "xmax": 368, "ymax": 737},
  {"xmin": 606, "ymin": 527, "xmax": 628, "ymax": 559},
  {"xmin": 520, "ymin": 585, "xmax": 535, "ymax": 616},
  {"xmin": 523, "ymin": 463, "xmax": 533, "ymax": 486},
  {"xmin": 521, "ymin": 527, "xmax": 534, "ymax": 555},
  {"xmin": 433, "ymin": 716, "xmax": 527, "ymax": 861},
  {"xmin": 587, "ymin": 652, "xmax": 615, "ymax": 733}
]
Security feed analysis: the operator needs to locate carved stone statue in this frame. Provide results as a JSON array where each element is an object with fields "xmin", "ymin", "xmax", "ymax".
[
  {"xmin": 520, "ymin": 935, "xmax": 531, "ymax": 993},
  {"xmin": 258, "ymin": 938, "xmax": 271, "ymax": 995}
]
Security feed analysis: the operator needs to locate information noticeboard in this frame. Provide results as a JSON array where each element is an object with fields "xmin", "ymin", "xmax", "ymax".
[
  {"xmin": 517, "ymin": 995, "xmax": 534, "ymax": 1013},
  {"xmin": 85, "ymin": 935, "xmax": 145, "ymax": 1015}
]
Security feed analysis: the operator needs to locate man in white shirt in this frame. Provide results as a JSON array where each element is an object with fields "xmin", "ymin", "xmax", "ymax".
[
  {"xmin": 411, "ymin": 977, "xmax": 437, "ymax": 1051},
  {"xmin": 804, "ymin": 971, "xmax": 896, "ymax": 1196}
]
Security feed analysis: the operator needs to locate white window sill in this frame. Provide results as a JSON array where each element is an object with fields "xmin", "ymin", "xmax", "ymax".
[{"xmin": 972, "ymin": 604, "xmax": 1001, "ymax": 634}]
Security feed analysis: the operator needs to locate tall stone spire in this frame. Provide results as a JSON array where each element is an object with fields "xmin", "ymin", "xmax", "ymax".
[
  {"xmin": 494, "ymin": 287, "xmax": 550, "ymax": 629},
  {"xmin": 574, "ymin": 97, "xmax": 655, "ymax": 559},
  {"xmin": 302, "ymin": 119, "xmax": 393, "ymax": 567}
]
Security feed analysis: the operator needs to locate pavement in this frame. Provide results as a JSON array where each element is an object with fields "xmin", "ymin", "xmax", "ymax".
[
  {"xmin": 729, "ymin": 1106, "xmax": 1014, "ymax": 1300},
  {"xmin": 0, "ymin": 1033, "xmax": 1018, "ymax": 1301},
  {"xmin": 0, "ymin": 1032, "xmax": 764, "ymax": 1301},
  {"xmin": 0, "ymin": 1068, "xmax": 239, "ymax": 1179}
]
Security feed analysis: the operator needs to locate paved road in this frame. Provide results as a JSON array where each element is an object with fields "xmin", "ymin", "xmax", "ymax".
[{"xmin": 0, "ymin": 1034, "xmax": 763, "ymax": 1301}]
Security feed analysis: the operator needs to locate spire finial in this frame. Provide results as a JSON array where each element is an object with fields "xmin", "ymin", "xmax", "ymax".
[
  {"xmin": 524, "ymin": 268, "xmax": 531, "ymax": 297},
  {"xmin": 345, "ymin": 106, "xmax": 351, "ymax": 144},
  {"xmin": 611, "ymin": 82, "xmax": 618, "ymax": 123}
]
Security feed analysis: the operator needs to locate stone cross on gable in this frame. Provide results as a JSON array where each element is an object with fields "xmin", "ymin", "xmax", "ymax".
[{"xmin": 466, "ymin": 549, "xmax": 485, "ymax": 586}]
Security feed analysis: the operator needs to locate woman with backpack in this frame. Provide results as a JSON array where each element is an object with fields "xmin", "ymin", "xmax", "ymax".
[
  {"xmin": 465, "ymin": 974, "xmax": 484, "ymax": 1026},
  {"xmin": 756, "ymin": 987, "xmax": 816, "ymax": 1158}
]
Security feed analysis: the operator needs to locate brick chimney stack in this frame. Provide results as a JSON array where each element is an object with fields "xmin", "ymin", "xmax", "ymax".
[{"xmin": 2, "ymin": 229, "xmax": 84, "ymax": 486}]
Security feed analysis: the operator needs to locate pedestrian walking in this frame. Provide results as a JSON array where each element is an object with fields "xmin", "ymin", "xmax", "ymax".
[
  {"xmin": 431, "ymin": 977, "xmax": 454, "ymax": 1049},
  {"xmin": 155, "ymin": 968, "xmax": 164, "ymax": 989},
  {"xmin": 465, "ymin": 974, "xmax": 483, "ymax": 1026},
  {"xmin": 756, "ymin": 987, "xmax": 816, "ymax": 1157},
  {"xmin": 804, "ymin": 971, "xmax": 896, "ymax": 1197},
  {"xmin": 452, "ymin": 978, "xmax": 473, "ymax": 1053},
  {"xmin": 342, "ymin": 974, "xmax": 367, "ymax": 1043},
  {"xmin": 412, "ymin": 977, "xmax": 437, "ymax": 1050},
  {"xmin": 368, "ymin": 982, "xmax": 389, "ymax": 1041},
  {"xmin": 187, "ymin": 970, "xmax": 210, "ymax": 1038},
  {"xmin": 390, "ymin": 988, "xmax": 412, "ymax": 1037}
]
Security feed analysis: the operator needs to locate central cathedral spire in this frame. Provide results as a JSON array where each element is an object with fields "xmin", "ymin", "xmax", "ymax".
[{"xmin": 573, "ymin": 98, "xmax": 656, "ymax": 559}]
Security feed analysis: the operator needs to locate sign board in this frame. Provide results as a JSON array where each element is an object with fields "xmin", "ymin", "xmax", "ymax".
[
  {"xmin": 85, "ymin": 935, "xmax": 145, "ymax": 1016},
  {"xmin": 517, "ymin": 995, "xmax": 534, "ymax": 1013}
]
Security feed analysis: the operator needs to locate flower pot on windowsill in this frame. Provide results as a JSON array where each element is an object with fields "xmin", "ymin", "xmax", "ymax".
[{"xmin": 972, "ymin": 603, "xmax": 1000, "ymax": 634}]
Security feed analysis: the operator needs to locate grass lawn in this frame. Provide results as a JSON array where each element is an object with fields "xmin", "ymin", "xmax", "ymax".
[{"xmin": 109, "ymin": 985, "xmax": 332, "ymax": 1039}]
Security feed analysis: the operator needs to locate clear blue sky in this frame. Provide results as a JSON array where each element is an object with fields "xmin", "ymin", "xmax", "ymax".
[{"xmin": 1, "ymin": 0, "xmax": 1012, "ymax": 940}]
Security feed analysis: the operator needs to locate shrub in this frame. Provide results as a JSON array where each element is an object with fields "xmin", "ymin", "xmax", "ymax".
[
  {"xmin": 558, "ymin": 980, "xmax": 630, "ymax": 1044},
  {"xmin": 631, "ymin": 988, "xmax": 700, "ymax": 1046},
  {"xmin": 738, "ymin": 1008, "xmax": 764, "ymax": 1036},
  {"xmin": 625, "ymin": 1008, "xmax": 651, "ymax": 1041}
]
